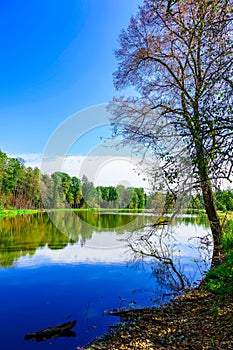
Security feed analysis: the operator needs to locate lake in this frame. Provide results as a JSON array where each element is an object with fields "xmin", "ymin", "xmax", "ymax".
[{"xmin": 0, "ymin": 211, "xmax": 212, "ymax": 349}]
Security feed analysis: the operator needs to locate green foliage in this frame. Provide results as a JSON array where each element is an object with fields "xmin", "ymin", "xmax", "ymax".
[
  {"xmin": 96, "ymin": 185, "xmax": 146, "ymax": 209},
  {"xmin": 221, "ymin": 220, "xmax": 233, "ymax": 252},
  {"xmin": 1, "ymin": 151, "xmax": 233, "ymax": 213},
  {"xmin": 189, "ymin": 191, "xmax": 233, "ymax": 212},
  {"xmin": 215, "ymin": 190, "xmax": 233, "ymax": 212},
  {"xmin": 205, "ymin": 251, "xmax": 233, "ymax": 297},
  {"xmin": 0, "ymin": 151, "xmax": 149, "ymax": 210},
  {"xmin": 188, "ymin": 194, "xmax": 205, "ymax": 210},
  {"xmin": 205, "ymin": 221, "xmax": 233, "ymax": 297},
  {"xmin": 0, "ymin": 209, "xmax": 39, "ymax": 218}
]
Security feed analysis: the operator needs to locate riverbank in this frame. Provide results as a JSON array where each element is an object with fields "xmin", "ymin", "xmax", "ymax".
[
  {"xmin": 81, "ymin": 220, "xmax": 233, "ymax": 350},
  {"xmin": 0, "ymin": 207, "xmax": 231, "ymax": 218},
  {"xmin": 0, "ymin": 208, "xmax": 149, "ymax": 218},
  {"xmin": 82, "ymin": 290, "xmax": 233, "ymax": 349},
  {"xmin": 0, "ymin": 209, "xmax": 40, "ymax": 218}
]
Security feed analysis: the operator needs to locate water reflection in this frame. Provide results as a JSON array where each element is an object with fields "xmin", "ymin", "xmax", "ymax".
[
  {"xmin": 0, "ymin": 213, "xmax": 70, "ymax": 267},
  {"xmin": 0, "ymin": 212, "xmax": 211, "ymax": 268},
  {"xmin": 0, "ymin": 211, "xmax": 157, "ymax": 267},
  {"xmin": 0, "ymin": 211, "xmax": 212, "ymax": 349},
  {"xmin": 0, "ymin": 212, "xmax": 211, "ymax": 270},
  {"xmin": 125, "ymin": 215, "xmax": 212, "ymax": 295}
]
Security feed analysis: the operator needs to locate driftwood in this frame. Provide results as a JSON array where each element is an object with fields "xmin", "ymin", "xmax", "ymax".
[
  {"xmin": 24, "ymin": 320, "xmax": 77, "ymax": 342},
  {"xmin": 107, "ymin": 308, "xmax": 144, "ymax": 318}
]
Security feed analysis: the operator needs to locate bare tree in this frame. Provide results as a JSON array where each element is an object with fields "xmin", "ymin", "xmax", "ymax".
[{"xmin": 109, "ymin": 0, "xmax": 233, "ymax": 259}]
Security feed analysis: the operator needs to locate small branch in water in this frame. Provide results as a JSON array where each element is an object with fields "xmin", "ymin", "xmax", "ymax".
[
  {"xmin": 86, "ymin": 298, "xmax": 91, "ymax": 326},
  {"xmin": 24, "ymin": 320, "xmax": 77, "ymax": 342}
]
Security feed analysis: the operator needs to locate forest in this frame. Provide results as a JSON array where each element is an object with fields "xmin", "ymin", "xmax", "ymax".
[
  {"xmin": 0, "ymin": 150, "xmax": 232, "ymax": 212},
  {"xmin": 0, "ymin": 151, "xmax": 147, "ymax": 210}
]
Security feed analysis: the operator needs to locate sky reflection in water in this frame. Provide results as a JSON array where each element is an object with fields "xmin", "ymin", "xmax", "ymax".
[{"xmin": 0, "ymin": 212, "xmax": 211, "ymax": 349}]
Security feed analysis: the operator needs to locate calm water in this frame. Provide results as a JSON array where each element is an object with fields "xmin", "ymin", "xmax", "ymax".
[{"xmin": 0, "ymin": 211, "xmax": 212, "ymax": 349}]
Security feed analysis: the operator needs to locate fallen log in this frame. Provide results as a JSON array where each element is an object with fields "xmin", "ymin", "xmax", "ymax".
[{"xmin": 24, "ymin": 320, "xmax": 77, "ymax": 342}]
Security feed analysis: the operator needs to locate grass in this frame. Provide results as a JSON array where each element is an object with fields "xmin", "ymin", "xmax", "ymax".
[
  {"xmin": 204, "ymin": 250, "xmax": 233, "ymax": 296},
  {"xmin": 0, "ymin": 207, "xmax": 148, "ymax": 217},
  {"xmin": 77, "ymin": 208, "xmax": 147, "ymax": 212},
  {"xmin": 204, "ymin": 219, "xmax": 233, "ymax": 298},
  {"xmin": 0, "ymin": 209, "xmax": 40, "ymax": 218},
  {"xmin": 37, "ymin": 207, "xmax": 148, "ymax": 212}
]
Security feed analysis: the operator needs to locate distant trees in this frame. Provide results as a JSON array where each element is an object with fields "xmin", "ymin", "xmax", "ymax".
[
  {"xmin": 81, "ymin": 175, "xmax": 98, "ymax": 208},
  {"xmin": 0, "ymin": 152, "xmax": 42, "ymax": 209},
  {"xmin": 189, "ymin": 189, "xmax": 233, "ymax": 212},
  {"xmin": 215, "ymin": 190, "xmax": 233, "ymax": 212},
  {"xmin": 0, "ymin": 151, "xmax": 147, "ymax": 210},
  {"xmin": 190, "ymin": 190, "xmax": 233, "ymax": 212},
  {"xmin": 70, "ymin": 176, "xmax": 82, "ymax": 208},
  {"xmin": 0, "ymin": 150, "xmax": 232, "ymax": 213},
  {"xmin": 96, "ymin": 185, "xmax": 147, "ymax": 209},
  {"xmin": 96, "ymin": 185, "xmax": 118, "ymax": 208}
]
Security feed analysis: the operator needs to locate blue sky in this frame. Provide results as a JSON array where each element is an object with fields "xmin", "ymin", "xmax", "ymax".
[
  {"xmin": 0, "ymin": 0, "xmax": 153, "ymax": 189},
  {"xmin": 0, "ymin": 0, "xmax": 142, "ymax": 155}
]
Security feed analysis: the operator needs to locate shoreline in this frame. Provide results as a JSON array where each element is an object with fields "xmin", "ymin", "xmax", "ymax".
[
  {"xmin": 81, "ymin": 218, "xmax": 233, "ymax": 349},
  {"xmin": 82, "ymin": 282, "xmax": 233, "ymax": 349},
  {"xmin": 0, "ymin": 209, "xmax": 41, "ymax": 218}
]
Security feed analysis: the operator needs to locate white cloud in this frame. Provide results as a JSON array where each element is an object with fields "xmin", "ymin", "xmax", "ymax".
[
  {"xmin": 17, "ymin": 233, "xmax": 130, "ymax": 267},
  {"xmin": 10, "ymin": 153, "xmax": 152, "ymax": 189},
  {"xmin": 78, "ymin": 155, "xmax": 150, "ymax": 188},
  {"xmin": 9, "ymin": 153, "xmax": 42, "ymax": 167}
]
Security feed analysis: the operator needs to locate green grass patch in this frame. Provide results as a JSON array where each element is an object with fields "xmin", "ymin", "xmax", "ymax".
[
  {"xmin": 205, "ymin": 219, "xmax": 233, "ymax": 298},
  {"xmin": 221, "ymin": 219, "xmax": 233, "ymax": 251},
  {"xmin": 63, "ymin": 207, "xmax": 147, "ymax": 213},
  {"xmin": 0, "ymin": 209, "xmax": 40, "ymax": 218},
  {"xmin": 204, "ymin": 250, "xmax": 233, "ymax": 297}
]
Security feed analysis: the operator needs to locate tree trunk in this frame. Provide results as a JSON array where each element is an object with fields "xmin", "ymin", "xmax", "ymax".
[{"xmin": 196, "ymin": 143, "xmax": 222, "ymax": 264}]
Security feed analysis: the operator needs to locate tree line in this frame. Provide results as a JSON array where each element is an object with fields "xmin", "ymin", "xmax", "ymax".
[
  {"xmin": 1, "ymin": 150, "xmax": 232, "ymax": 213},
  {"xmin": 189, "ymin": 191, "xmax": 233, "ymax": 212},
  {"xmin": 0, "ymin": 151, "xmax": 148, "ymax": 210}
]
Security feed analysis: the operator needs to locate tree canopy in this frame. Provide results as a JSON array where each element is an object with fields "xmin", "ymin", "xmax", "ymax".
[
  {"xmin": 109, "ymin": 0, "xmax": 233, "ymax": 258},
  {"xmin": 0, "ymin": 151, "xmax": 148, "ymax": 210}
]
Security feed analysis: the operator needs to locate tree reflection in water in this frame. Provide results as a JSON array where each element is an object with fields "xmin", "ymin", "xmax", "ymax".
[
  {"xmin": 0, "ymin": 211, "xmax": 212, "ymax": 300},
  {"xmin": 124, "ymin": 215, "xmax": 213, "ymax": 298},
  {"xmin": 0, "ymin": 211, "xmax": 156, "ymax": 267}
]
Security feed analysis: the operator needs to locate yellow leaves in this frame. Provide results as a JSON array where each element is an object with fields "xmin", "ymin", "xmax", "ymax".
[{"xmin": 85, "ymin": 288, "xmax": 233, "ymax": 349}]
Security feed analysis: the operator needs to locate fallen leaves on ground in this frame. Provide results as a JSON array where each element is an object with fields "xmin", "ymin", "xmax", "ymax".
[{"xmin": 83, "ymin": 289, "xmax": 233, "ymax": 349}]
